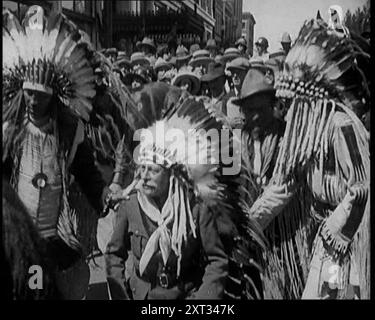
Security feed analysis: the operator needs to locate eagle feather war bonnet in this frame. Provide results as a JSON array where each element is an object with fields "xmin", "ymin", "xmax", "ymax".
[{"xmin": 3, "ymin": 5, "xmax": 97, "ymax": 160}]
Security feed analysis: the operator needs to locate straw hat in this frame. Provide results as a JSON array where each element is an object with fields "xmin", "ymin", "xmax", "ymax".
[
  {"xmin": 171, "ymin": 69, "xmax": 201, "ymax": 95},
  {"xmin": 154, "ymin": 57, "xmax": 173, "ymax": 73},
  {"xmin": 130, "ymin": 52, "xmax": 150, "ymax": 67}
]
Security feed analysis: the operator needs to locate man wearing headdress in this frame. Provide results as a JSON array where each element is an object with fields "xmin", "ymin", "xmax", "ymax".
[
  {"xmin": 104, "ymin": 98, "xmax": 230, "ymax": 300},
  {"xmin": 3, "ymin": 6, "xmax": 110, "ymax": 299},
  {"xmin": 246, "ymin": 18, "xmax": 370, "ymax": 299}
]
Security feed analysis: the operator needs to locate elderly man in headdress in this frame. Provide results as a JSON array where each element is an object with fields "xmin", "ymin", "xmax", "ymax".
[
  {"xmin": 3, "ymin": 6, "xmax": 110, "ymax": 299},
  {"xmin": 104, "ymin": 98, "xmax": 230, "ymax": 300}
]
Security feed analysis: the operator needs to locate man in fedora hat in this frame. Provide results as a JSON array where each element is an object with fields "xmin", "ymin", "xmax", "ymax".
[
  {"xmin": 224, "ymin": 57, "xmax": 251, "ymax": 128},
  {"xmin": 201, "ymin": 62, "xmax": 227, "ymax": 114},
  {"xmin": 206, "ymin": 38, "xmax": 218, "ymax": 59},
  {"xmin": 175, "ymin": 45, "xmax": 192, "ymax": 71},
  {"xmin": 232, "ymin": 68, "xmax": 285, "ymax": 185},
  {"xmin": 137, "ymin": 37, "xmax": 157, "ymax": 66}
]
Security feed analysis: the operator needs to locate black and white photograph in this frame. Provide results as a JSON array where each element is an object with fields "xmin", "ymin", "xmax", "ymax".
[{"xmin": 2, "ymin": 0, "xmax": 370, "ymax": 303}]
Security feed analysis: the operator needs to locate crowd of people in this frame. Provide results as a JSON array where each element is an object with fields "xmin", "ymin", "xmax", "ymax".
[
  {"xmin": 2, "ymin": 4, "xmax": 370, "ymax": 301},
  {"xmin": 99, "ymin": 32, "xmax": 294, "ymax": 129}
]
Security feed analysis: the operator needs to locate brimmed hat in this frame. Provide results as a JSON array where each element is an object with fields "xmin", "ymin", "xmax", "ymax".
[
  {"xmin": 154, "ymin": 57, "xmax": 173, "ymax": 73},
  {"xmin": 269, "ymin": 51, "xmax": 286, "ymax": 65},
  {"xmin": 157, "ymin": 44, "xmax": 169, "ymax": 57},
  {"xmin": 220, "ymin": 48, "xmax": 241, "ymax": 64},
  {"xmin": 137, "ymin": 37, "xmax": 156, "ymax": 53},
  {"xmin": 176, "ymin": 45, "xmax": 191, "ymax": 61},
  {"xmin": 235, "ymin": 37, "xmax": 247, "ymax": 48},
  {"xmin": 171, "ymin": 70, "xmax": 201, "ymax": 95},
  {"xmin": 200, "ymin": 62, "xmax": 225, "ymax": 82},
  {"xmin": 117, "ymin": 51, "xmax": 127, "ymax": 58},
  {"xmin": 192, "ymin": 49, "xmax": 210, "ymax": 59},
  {"xmin": 206, "ymin": 38, "xmax": 218, "ymax": 49},
  {"xmin": 130, "ymin": 52, "xmax": 150, "ymax": 67},
  {"xmin": 255, "ymin": 37, "xmax": 269, "ymax": 48},
  {"xmin": 114, "ymin": 57, "xmax": 132, "ymax": 70},
  {"xmin": 188, "ymin": 56, "xmax": 215, "ymax": 71},
  {"xmin": 189, "ymin": 43, "xmax": 200, "ymax": 55},
  {"xmin": 169, "ymin": 56, "xmax": 177, "ymax": 67},
  {"xmin": 105, "ymin": 47, "xmax": 118, "ymax": 56},
  {"xmin": 227, "ymin": 57, "xmax": 250, "ymax": 72},
  {"xmin": 124, "ymin": 66, "xmax": 151, "ymax": 84},
  {"xmin": 232, "ymin": 68, "xmax": 275, "ymax": 106}
]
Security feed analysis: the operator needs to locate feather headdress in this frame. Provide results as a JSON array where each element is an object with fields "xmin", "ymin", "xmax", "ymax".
[
  {"xmin": 273, "ymin": 18, "xmax": 370, "ymax": 181},
  {"xmin": 135, "ymin": 96, "xmax": 266, "ymax": 296},
  {"xmin": 3, "ymin": 6, "xmax": 96, "ymax": 123}
]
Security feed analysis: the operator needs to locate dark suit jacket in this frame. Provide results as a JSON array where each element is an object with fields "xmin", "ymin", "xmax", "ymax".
[{"xmin": 105, "ymin": 194, "xmax": 228, "ymax": 300}]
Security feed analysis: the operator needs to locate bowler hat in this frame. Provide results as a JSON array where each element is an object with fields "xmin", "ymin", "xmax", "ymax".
[
  {"xmin": 232, "ymin": 68, "xmax": 275, "ymax": 106},
  {"xmin": 200, "ymin": 62, "xmax": 225, "ymax": 82}
]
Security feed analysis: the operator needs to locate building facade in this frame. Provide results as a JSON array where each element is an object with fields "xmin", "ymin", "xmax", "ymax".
[
  {"xmin": 107, "ymin": 0, "xmax": 216, "ymax": 53},
  {"xmin": 222, "ymin": 0, "xmax": 242, "ymax": 48},
  {"xmin": 3, "ymin": 0, "xmax": 104, "ymax": 49},
  {"xmin": 213, "ymin": 0, "xmax": 224, "ymax": 45},
  {"xmin": 242, "ymin": 12, "xmax": 256, "ymax": 56}
]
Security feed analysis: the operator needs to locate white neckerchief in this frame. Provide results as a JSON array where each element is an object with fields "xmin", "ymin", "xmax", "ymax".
[{"xmin": 137, "ymin": 183, "xmax": 174, "ymax": 276}]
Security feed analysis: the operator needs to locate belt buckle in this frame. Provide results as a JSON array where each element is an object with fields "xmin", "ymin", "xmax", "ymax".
[{"xmin": 159, "ymin": 272, "xmax": 169, "ymax": 289}]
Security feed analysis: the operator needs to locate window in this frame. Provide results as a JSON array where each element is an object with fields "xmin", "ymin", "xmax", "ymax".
[
  {"xmin": 62, "ymin": 0, "xmax": 92, "ymax": 16},
  {"xmin": 62, "ymin": 0, "xmax": 74, "ymax": 10},
  {"xmin": 242, "ymin": 21, "xmax": 246, "ymax": 29}
]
